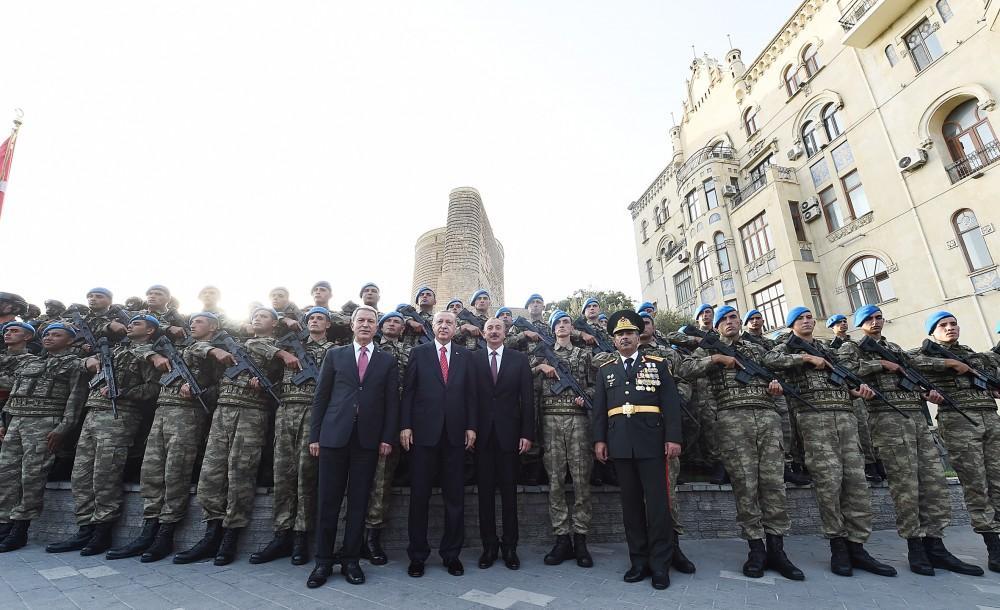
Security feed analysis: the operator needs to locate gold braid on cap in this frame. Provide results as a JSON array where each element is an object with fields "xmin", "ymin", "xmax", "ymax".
[{"xmin": 612, "ymin": 317, "xmax": 640, "ymax": 334}]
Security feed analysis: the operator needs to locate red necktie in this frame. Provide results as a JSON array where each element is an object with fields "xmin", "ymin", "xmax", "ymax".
[
  {"xmin": 490, "ymin": 350, "xmax": 498, "ymax": 384},
  {"xmin": 358, "ymin": 345, "xmax": 369, "ymax": 382},
  {"xmin": 439, "ymin": 346, "xmax": 449, "ymax": 384}
]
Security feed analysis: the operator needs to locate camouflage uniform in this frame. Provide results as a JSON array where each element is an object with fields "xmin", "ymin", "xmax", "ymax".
[
  {"xmin": 0, "ymin": 350, "xmax": 35, "ymax": 409},
  {"xmin": 837, "ymin": 337, "xmax": 950, "ymax": 539},
  {"xmin": 457, "ymin": 311, "xmax": 490, "ymax": 351},
  {"xmin": 365, "ymin": 336, "xmax": 410, "ymax": 528},
  {"xmin": 0, "ymin": 353, "xmax": 88, "ymax": 522},
  {"xmin": 667, "ymin": 327, "xmax": 719, "ymax": 470},
  {"xmin": 763, "ymin": 340, "xmax": 873, "ymax": 542},
  {"xmin": 743, "ymin": 332, "xmax": 794, "ymax": 455},
  {"xmin": 72, "ymin": 342, "xmax": 161, "ymax": 525},
  {"xmin": 402, "ymin": 310, "xmax": 434, "ymax": 349},
  {"xmin": 828, "ymin": 336, "xmax": 878, "ymax": 467}
]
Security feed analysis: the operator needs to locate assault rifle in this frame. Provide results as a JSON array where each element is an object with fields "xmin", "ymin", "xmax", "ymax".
[
  {"xmin": 829, "ymin": 336, "xmax": 845, "ymax": 350},
  {"xmin": 72, "ymin": 310, "xmax": 119, "ymax": 419},
  {"xmin": 456, "ymin": 308, "xmax": 488, "ymax": 349},
  {"xmin": 574, "ymin": 317, "xmax": 614, "ymax": 353},
  {"xmin": 921, "ymin": 339, "xmax": 1000, "ymax": 392},
  {"xmin": 533, "ymin": 341, "xmax": 593, "ymax": 411},
  {"xmin": 857, "ymin": 336, "xmax": 948, "ymax": 426},
  {"xmin": 512, "ymin": 316, "xmax": 555, "ymax": 348},
  {"xmin": 681, "ymin": 326, "xmax": 819, "ymax": 413},
  {"xmin": 152, "ymin": 335, "xmax": 211, "ymax": 414},
  {"xmin": 276, "ymin": 331, "xmax": 322, "ymax": 386},
  {"xmin": 215, "ymin": 334, "xmax": 282, "ymax": 406},
  {"xmin": 397, "ymin": 305, "xmax": 434, "ymax": 344}
]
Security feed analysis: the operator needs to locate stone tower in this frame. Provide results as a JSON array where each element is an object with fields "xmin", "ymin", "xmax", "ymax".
[{"xmin": 411, "ymin": 187, "xmax": 505, "ymax": 307}]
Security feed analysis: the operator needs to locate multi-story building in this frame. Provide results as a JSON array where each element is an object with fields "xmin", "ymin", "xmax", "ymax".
[{"xmin": 629, "ymin": 0, "xmax": 1000, "ymax": 346}]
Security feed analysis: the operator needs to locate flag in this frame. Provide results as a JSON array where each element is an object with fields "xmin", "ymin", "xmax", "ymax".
[{"xmin": 0, "ymin": 118, "xmax": 21, "ymax": 220}]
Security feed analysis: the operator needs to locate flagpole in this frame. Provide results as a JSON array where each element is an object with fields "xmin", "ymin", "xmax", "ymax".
[{"xmin": 0, "ymin": 109, "xmax": 22, "ymax": 221}]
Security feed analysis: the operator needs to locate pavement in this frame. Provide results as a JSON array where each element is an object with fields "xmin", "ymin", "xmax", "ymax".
[{"xmin": 1, "ymin": 526, "xmax": 999, "ymax": 609}]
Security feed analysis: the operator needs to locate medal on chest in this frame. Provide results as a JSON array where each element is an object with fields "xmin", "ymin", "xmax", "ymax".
[{"xmin": 636, "ymin": 362, "xmax": 661, "ymax": 391}]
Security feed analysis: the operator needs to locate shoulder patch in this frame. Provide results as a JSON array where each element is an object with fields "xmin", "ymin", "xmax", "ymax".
[{"xmin": 598, "ymin": 358, "xmax": 616, "ymax": 368}]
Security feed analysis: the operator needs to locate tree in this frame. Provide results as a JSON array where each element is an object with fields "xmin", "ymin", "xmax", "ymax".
[
  {"xmin": 549, "ymin": 289, "xmax": 635, "ymax": 318},
  {"xmin": 655, "ymin": 309, "xmax": 692, "ymax": 335}
]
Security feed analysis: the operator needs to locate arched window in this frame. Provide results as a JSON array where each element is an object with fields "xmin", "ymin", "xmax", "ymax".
[
  {"xmin": 802, "ymin": 45, "xmax": 819, "ymax": 77},
  {"xmin": 953, "ymin": 209, "xmax": 994, "ymax": 271},
  {"xmin": 943, "ymin": 99, "xmax": 998, "ymax": 166},
  {"xmin": 845, "ymin": 256, "xmax": 895, "ymax": 310},
  {"xmin": 641, "ymin": 220, "xmax": 649, "ymax": 242},
  {"xmin": 714, "ymin": 232, "xmax": 731, "ymax": 273},
  {"xmin": 783, "ymin": 65, "xmax": 799, "ymax": 96},
  {"xmin": 936, "ymin": 0, "xmax": 953, "ymax": 22},
  {"xmin": 885, "ymin": 45, "xmax": 899, "ymax": 67},
  {"xmin": 654, "ymin": 205, "xmax": 664, "ymax": 226},
  {"xmin": 822, "ymin": 104, "xmax": 843, "ymax": 141},
  {"xmin": 744, "ymin": 107, "xmax": 759, "ymax": 136},
  {"xmin": 802, "ymin": 121, "xmax": 819, "ymax": 157},
  {"xmin": 695, "ymin": 242, "xmax": 710, "ymax": 284},
  {"xmin": 661, "ymin": 198, "xmax": 670, "ymax": 219}
]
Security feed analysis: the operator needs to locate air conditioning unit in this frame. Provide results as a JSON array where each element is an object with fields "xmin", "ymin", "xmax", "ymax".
[
  {"xmin": 801, "ymin": 196, "xmax": 820, "ymax": 212},
  {"xmin": 898, "ymin": 149, "xmax": 928, "ymax": 172},
  {"xmin": 803, "ymin": 206, "xmax": 823, "ymax": 223},
  {"xmin": 787, "ymin": 143, "xmax": 804, "ymax": 161},
  {"xmin": 722, "ymin": 185, "xmax": 739, "ymax": 197},
  {"xmin": 676, "ymin": 250, "xmax": 691, "ymax": 263}
]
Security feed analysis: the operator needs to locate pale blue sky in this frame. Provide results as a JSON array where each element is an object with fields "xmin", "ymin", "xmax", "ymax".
[{"xmin": 1, "ymin": 0, "xmax": 800, "ymax": 313}]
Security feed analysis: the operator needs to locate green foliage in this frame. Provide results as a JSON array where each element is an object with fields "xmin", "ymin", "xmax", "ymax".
[
  {"xmin": 655, "ymin": 309, "xmax": 692, "ymax": 335},
  {"xmin": 549, "ymin": 289, "xmax": 635, "ymax": 318}
]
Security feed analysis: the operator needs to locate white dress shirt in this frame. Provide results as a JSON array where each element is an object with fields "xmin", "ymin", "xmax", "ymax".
[
  {"xmin": 435, "ymin": 339, "xmax": 452, "ymax": 366},
  {"xmin": 354, "ymin": 341, "xmax": 374, "ymax": 365},
  {"xmin": 486, "ymin": 344, "xmax": 504, "ymax": 371}
]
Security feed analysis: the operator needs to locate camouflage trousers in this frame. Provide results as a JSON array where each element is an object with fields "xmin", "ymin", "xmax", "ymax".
[
  {"xmin": 542, "ymin": 413, "xmax": 592, "ymax": 535},
  {"xmin": 197, "ymin": 405, "xmax": 267, "ymax": 529},
  {"xmin": 0, "ymin": 416, "xmax": 60, "ymax": 521},
  {"xmin": 868, "ymin": 411, "xmax": 950, "ymax": 539},
  {"xmin": 141, "ymin": 404, "xmax": 208, "ymax": 524},
  {"xmin": 365, "ymin": 448, "xmax": 400, "ymax": 529},
  {"xmin": 937, "ymin": 409, "xmax": 1000, "ymax": 534},
  {"xmin": 797, "ymin": 410, "xmax": 872, "ymax": 542},
  {"xmin": 698, "ymin": 397, "xmax": 721, "ymax": 464},
  {"xmin": 667, "ymin": 455, "xmax": 682, "ymax": 534},
  {"xmin": 853, "ymin": 399, "xmax": 877, "ymax": 464},
  {"xmin": 72, "ymin": 408, "xmax": 143, "ymax": 525},
  {"xmin": 272, "ymin": 401, "xmax": 317, "ymax": 532},
  {"xmin": 717, "ymin": 408, "xmax": 789, "ymax": 540}
]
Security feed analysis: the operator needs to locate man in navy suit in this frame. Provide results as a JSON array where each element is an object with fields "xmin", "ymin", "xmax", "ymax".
[
  {"xmin": 306, "ymin": 305, "xmax": 399, "ymax": 588},
  {"xmin": 474, "ymin": 317, "xmax": 534, "ymax": 570},
  {"xmin": 400, "ymin": 311, "xmax": 477, "ymax": 577}
]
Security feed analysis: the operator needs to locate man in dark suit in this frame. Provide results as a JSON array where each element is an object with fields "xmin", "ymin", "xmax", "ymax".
[
  {"xmin": 400, "ymin": 311, "xmax": 477, "ymax": 577},
  {"xmin": 306, "ymin": 305, "xmax": 399, "ymax": 588},
  {"xmin": 474, "ymin": 317, "xmax": 534, "ymax": 570},
  {"xmin": 593, "ymin": 310, "xmax": 683, "ymax": 591}
]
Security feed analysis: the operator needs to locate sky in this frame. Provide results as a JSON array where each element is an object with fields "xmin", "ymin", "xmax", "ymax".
[{"xmin": 1, "ymin": 0, "xmax": 801, "ymax": 315}]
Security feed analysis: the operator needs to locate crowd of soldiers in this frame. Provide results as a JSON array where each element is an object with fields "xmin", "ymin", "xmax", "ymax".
[{"xmin": 1, "ymin": 282, "xmax": 1000, "ymax": 585}]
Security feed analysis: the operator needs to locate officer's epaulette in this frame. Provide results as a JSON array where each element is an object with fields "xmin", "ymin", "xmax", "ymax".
[
  {"xmin": 642, "ymin": 354, "xmax": 664, "ymax": 362},
  {"xmin": 598, "ymin": 358, "xmax": 616, "ymax": 368}
]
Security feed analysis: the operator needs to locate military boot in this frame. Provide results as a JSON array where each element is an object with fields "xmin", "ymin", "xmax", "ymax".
[
  {"xmin": 573, "ymin": 533, "xmax": 593, "ymax": 568},
  {"xmin": 214, "ymin": 527, "xmax": 242, "ymax": 566},
  {"xmin": 923, "ymin": 537, "xmax": 983, "ymax": 576},
  {"xmin": 907, "ymin": 538, "xmax": 934, "ymax": 576},
  {"xmin": 248, "ymin": 529, "xmax": 292, "ymax": 564},
  {"xmin": 982, "ymin": 532, "xmax": 1000, "ymax": 572},
  {"xmin": 80, "ymin": 522, "xmax": 114, "ymax": 556},
  {"xmin": 543, "ymin": 535, "xmax": 574, "ymax": 566},
  {"xmin": 829, "ymin": 537, "xmax": 852, "ymax": 576},
  {"xmin": 743, "ymin": 539, "xmax": 767, "ymax": 578},
  {"xmin": 709, "ymin": 462, "xmax": 730, "ymax": 485},
  {"xmin": 0, "ymin": 522, "xmax": 12, "ymax": 541},
  {"xmin": 173, "ymin": 520, "xmax": 223, "ymax": 564},
  {"xmin": 46, "ymin": 525, "xmax": 95, "ymax": 553},
  {"xmin": 0, "ymin": 520, "xmax": 30, "ymax": 553},
  {"xmin": 106, "ymin": 518, "xmax": 158, "ymax": 560},
  {"xmin": 765, "ymin": 533, "xmax": 804, "ymax": 580},
  {"xmin": 847, "ymin": 541, "xmax": 896, "ymax": 577},
  {"xmin": 864, "ymin": 463, "xmax": 881, "ymax": 484},
  {"xmin": 291, "ymin": 531, "xmax": 309, "ymax": 565},
  {"xmin": 672, "ymin": 535, "xmax": 696, "ymax": 573},
  {"xmin": 363, "ymin": 527, "xmax": 387, "ymax": 565},
  {"xmin": 783, "ymin": 463, "xmax": 811, "ymax": 486},
  {"xmin": 141, "ymin": 522, "xmax": 176, "ymax": 563}
]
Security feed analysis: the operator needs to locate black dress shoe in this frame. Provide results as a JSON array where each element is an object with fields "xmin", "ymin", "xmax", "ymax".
[
  {"xmin": 651, "ymin": 571, "xmax": 670, "ymax": 590},
  {"xmin": 341, "ymin": 561, "xmax": 365, "ymax": 585},
  {"xmin": 479, "ymin": 546, "xmax": 498, "ymax": 569},
  {"xmin": 445, "ymin": 558, "xmax": 464, "ymax": 576},
  {"xmin": 501, "ymin": 547, "xmax": 520, "ymax": 570},
  {"xmin": 407, "ymin": 560, "xmax": 425, "ymax": 577},
  {"xmin": 624, "ymin": 565, "xmax": 651, "ymax": 583},
  {"xmin": 307, "ymin": 564, "xmax": 332, "ymax": 588}
]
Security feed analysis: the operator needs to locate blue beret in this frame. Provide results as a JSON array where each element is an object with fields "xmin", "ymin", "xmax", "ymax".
[
  {"xmin": 637, "ymin": 301, "xmax": 655, "ymax": 312},
  {"xmin": 713, "ymin": 305, "xmax": 737, "ymax": 328},
  {"xmin": 925, "ymin": 311, "xmax": 955, "ymax": 335},
  {"xmin": 251, "ymin": 307, "xmax": 279, "ymax": 320},
  {"xmin": 41, "ymin": 322, "xmax": 75, "ymax": 338},
  {"xmin": 524, "ymin": 293, "xmax": 544, "ymax": 308},
  {"xmin": 304, "ymin": 307, "xmax": 331, "ymax": 321},
  {"xmin": 826, "ymin": 314, "xmax": 847, "ymax": 328},
  {"xmin": 146, "ymin": 284, "xmax": 170, "ymax": 296},
  {"xmin": 359, "ymin": 282, "xmax": 379, "ymax": 297},
  {"xmin": 638, "ymin": 311, "xmax": 654, "ymax": 321},
  {"xmin": 414, "ymin": 286, "xmax": 435, "ymax": 302},
  {"xmin": 695, "ymin": 303, "xmax": 714, "ymax": 318},
  {"xmin": 598, "ymin": 313, "xmax": 607, "ymax": 321},
  {"xmin": 311, "ymin": 281, "xmax": 331, "ymax": 291},
  {"xmin": 378, "ymin": 311, "xmax": 403, "ymax": 327},
  {"xmin": 742, "ymin": 309, "xmax": 762, "ymax": 325},
  {"xmin": 495, "ymin": 307, "xmax": 512, "ymax": 318},
  {"xmin": 583, "ymin": 297, "xmax": 599, "ymax": 310},
  {"xmin": 87, "ymin": 287, "xmax": 113, "ymax": 299},
  {"xmin": 785, "ymin": 306, "xmax": 811, "ymax": 328},
  {"xmin": 550, "ymin": 310, "xmax": 570, "ymax": 331},
  {"xmin": 129, "ymin": 314, "xmax": 161, "ymax": 329},
  {"xmin": 470, "ymin": 289, "xmax": 490, "ymax": 303},
  {"xmin": 853, "ymin": 305, "xmax": 880, "ymax": 329},
  {"xmin": 3, "ymin": 321, "xmax": 36, "ymax": 337},
  {"xmin": 190, "ymin": 311, "xmax": 219, "ymax": 322},
  {"xmin": 446, "ymin": 298, "xmax": 462, "ymax": 308},
  {"xmin": 996, "ymin": 321, "xmax": 1000, "ymax": 334}
]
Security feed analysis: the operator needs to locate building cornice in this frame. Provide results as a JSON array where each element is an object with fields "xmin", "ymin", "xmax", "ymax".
[
  {"xmin": 743, "ymin": 0, "xmax": 827, "ymax": 90},
  {"xmin": 628, "ymin": 163, "xmax": 676, "ymax": 218}
]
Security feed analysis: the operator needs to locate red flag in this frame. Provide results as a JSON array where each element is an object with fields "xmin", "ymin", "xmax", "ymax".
[{"xmin": 0, "ymin": 122, "xmax": 21, "ymax": 220}]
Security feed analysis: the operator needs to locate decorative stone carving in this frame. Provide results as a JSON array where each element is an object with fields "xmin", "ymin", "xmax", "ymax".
[
  {"xmin": 825, "ymin": 212, "xmax": 874, "ymax": 243},
  {"xmin": 971, "ymin": 268, "xmax": 1000, "ymax": 294},
  {"xmin": 946, "ymin": 240, "xmax": 958, "ymax": 250},
  {"xmin": 709, "ymin": 213, "xmax": 721, "ymax": 224},
  {"xmin": 983, "ymin": 223, "xmax": 995, "ymax": 236}
]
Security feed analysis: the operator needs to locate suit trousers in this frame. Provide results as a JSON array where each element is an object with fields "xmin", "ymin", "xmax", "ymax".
[
  {"xmin": 476, "ymin": 432, "xmax": 519, "ymax": 548},
  {"xmin": 314, "ymin": 428, "xmax": 378, "ymax": 564},
  {"xmin": 407, "ymin": 439, "xmax": 466, "ymax": 562},
  {"xmin": 613, "ymin": 455, "xmax": 674, "ymax": 572}
]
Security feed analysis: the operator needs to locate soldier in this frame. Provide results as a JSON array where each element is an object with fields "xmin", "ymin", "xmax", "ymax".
[
  {"xmin": 678, "ymin": 307, "xmax": 804, "ymax": 580},
  {"xmin": 506, "ymin": 294, "xmax": 595, "ymax": 353},
  {"xmin": 105, "ymin": 312, "xmax": 224, "ymax": 563},
  {"xmin": 495, "ymin": 307, "xmax": 514, "ymax": 333},
  {"xmin": 38, "ymin": 299, "xmax": 66, "ymax": 324},
  {"xmin": 0, "ymin": 293, "xmax": 29, "ymax": 354},
  {"xmin": 1, "ymin": 323, "xmax": 36, "ymax": 406},
  {"xmin": 46, "ymin": 315, "xmax": 163, "ymax": 556},
  {"xmin": 763, "ymin": 306, "xmax": 896, "ymax": 577},
  {"xmin": 457, "ymin": 290, "xmax": 491, "ymax": 351},
  {"xmin": 593, "ymin": 310, "xmax": 682, "ymax": 590},
  {"xmin": 79, "ymin": 288, "xmax": 126, "ymax": 344},
  {"xmin": 577, "ymin": 297, "xmax": 612, "ymax": 349},
  {"xmin": 124, "ymin": 296, "xmax": 146, "ymax": 312},
  {"xmin": 142, "ymin": 285, "xmax": 188, "ymax": 341},
  {"xmin": 173, "ymin": 307, "xmax": 299, "ymax": 566},
  {"xmin": 914, "ymin": 311, "xmax": 1000, "ymax": 572},
  {"xmin": 838, "ymin": 305, "xmax": 981, "ymax": 576},
  {"xmin": 197, "ymin": 286, "xmax": 246, "ymax": 337},
  {"xmin": 403, "ymin": 286, "xmax": 436, "ymax": 348},
  {"xmin": 24, "ymin": 304, "xmax": 41, "ymax": 324},
  {"xmin": 0, "ymin": 323, "xmax": 87, "ymax": 552},
  {"xmin": 311, "ymin": 281, "xmax": 332, "ymax": 309},
  {"xmin": 446, "ymin": 299, "xmax": 463, "ymax": 316},
  {"xmin": 534, "ymin": 310, "xmax": 595, "ymax": 569},
  {"xmin": 596, "ymin": 313, "xmax": 607, "ymax": 331},
  {"xmin": 251, "ymin": 307, "xmax": 334, "ymax": 566},
  {"xmin": 359, "ymin": 282, "xmax": 381, "ymax": 311}
]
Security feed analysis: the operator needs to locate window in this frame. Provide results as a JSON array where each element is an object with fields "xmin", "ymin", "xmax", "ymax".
[
  {"xmin": 944, "ymin": 99, "xmax": 998, "ymax": 164},
  {"xmin": 641, "ymin": 220, "xmax": 649, "ymax": 242},
  {"xmin": 654, "ymin": 205, "xmax": 664, "ymax": 226},
  {"xmin": 810, "ymin": 158, "xmax": 831, "ymax": 187},
  {"xmin": 646, "ymin": 258, "xmax": 654, "ymax": 284},
  {"xmin": 820, "ymin": 186, "xmax": 848, "ymax": 231},
  {"xmin": 674, "ymin": 268, "xmax": 693, "ymax": 305},
  {"xmin": 744, "ymin": 107, "xmax": 759, "ymax": 136},
  {"xmin": 704, "ymin": 179, "xmax": 719, "ymax": 210},
  {"xmin": 788, "ymin": 201, "xmax": 808, "ymax": 242},
  {"xmin": 806, "ymin": 273, "xmax": 827, "ymax": 319},
  {"xmin": 694, "ymin": 243, "xmax": 710, "ymax": 284},
  {"xmin": 749, "ymin": 154, "xmax": 773, "ymax": 190},
  {"xmin": 752, "ymin": 282, "xmax": 788, "ymax": 331},
  {"xmin": 831, "ymin": 141, "xmax": 855, "ymax": 172},
  {"xmin": 803, "ymin": 45, "xmax": 819, "ymax": 77},
  {"xmin": 783, "ymin": 65, "xmax": 799, "ymax": 96},
  {"xmin": 885, "ymin": 45, "xmax": 899, "ymax": 67},
  {"xmin": 739, "ymin": 212, "xmax": 774, "ymax": 262},
  {"xmin": 846, "ymin": 256, "xmax": 895, "ymax": 309},
  {"xmin": 936, "ymin": 0, "xmax": 953, "ymax": 22},
  {"xmin": 906, "ymin": 20, "xmax": 944, "ymax": 71},
  {"xmin": 802, "ymin": 121, "xmax": 819, "ymax": 157},
  {"xmin": 841, "ymin": 170, "xmax": 871, "ymax": 217},
  {"xmin": 715, "ymin": 232, "xmax": 731, "ymax": 273},
  {"xmin": 822, "ymin": 104, "xmax": 843, "ymax": 141},
  {"xmin": 953, "ymin": 209, "xmax": 994, "ymax": 271},
  {"xmin": 685, "ymin": 189, "xmax": 701, "ymax": 223}
]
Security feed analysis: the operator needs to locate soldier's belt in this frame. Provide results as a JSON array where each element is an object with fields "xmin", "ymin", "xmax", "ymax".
[
  {"xmin": 608, "ymin": 403, "xmax": 660, "ymax": 418},
  {"xmin": 4, "ymin": 397, "xmax": 66, "ymax": 410},
  {"xmin": 542, "ymin": 397, "xmax": 579, "ymax": 407}
]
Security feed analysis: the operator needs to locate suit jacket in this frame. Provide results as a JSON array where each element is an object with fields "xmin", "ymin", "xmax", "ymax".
[
  {"xmin": 310, "ymin": 343, "xmax": 399, "ymax": 450},
  {"xmin": 474, "ymin": 347, "xmax": 534, "ymax": 452},
  {"xmin": 400, "ymin": 341, "xmax": 477, "ymax": 447},
  {"xmin": 592, "ymin": 352, "xmax": 682, "ymax": 460}
]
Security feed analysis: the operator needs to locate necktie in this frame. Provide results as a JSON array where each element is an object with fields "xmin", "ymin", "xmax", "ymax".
[
  {"xmin": 490, "ymin": 351, "xmax": 499, "ymax": 383},
  {"xmin": 439, "ymin": 346, "xmax": 449, "ymax": 384},
  {"xmin": 358, "ymin": 345, "xmax": 369, "ymax": 382},
  {"xmin": 624, "ymin": 356, "xmax": 634, "ymax": 377}
]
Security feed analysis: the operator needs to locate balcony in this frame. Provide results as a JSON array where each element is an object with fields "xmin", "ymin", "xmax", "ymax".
[
  {"xmin": 676, "ymin": 145, "xmax": 738, "ymax": 186},
  {"xmin": 839, "ymin": 0, "xmax": 917, "ymax": 48},
  {"xmin": 945, "ymin": 141, "xmax": 1000, "ymax": 183},
  {"xmin": 729, "ymin": 165, "xmax": 797, "ymax": 210}
]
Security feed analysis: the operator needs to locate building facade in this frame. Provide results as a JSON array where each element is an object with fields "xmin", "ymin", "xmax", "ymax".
[
  {"xmin": 412, "ymin": 186, "xmax": 506, "ymax": 306},
  {"xmin": 629, "ymin": 0, "xmax": 1000, "ymax": 346}
]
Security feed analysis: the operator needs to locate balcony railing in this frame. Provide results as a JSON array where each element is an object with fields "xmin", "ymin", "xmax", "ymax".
[
  {"xmin": 945, "ymin": 141, "xmax": 1000, "ymax": 183},
  {"xmin": 676, "ymin": 145, "xmax": 738, "ymax": 185},
  {"xmin": 838, "ymin": 0, "xmax": 877, "ymax": 30}
]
